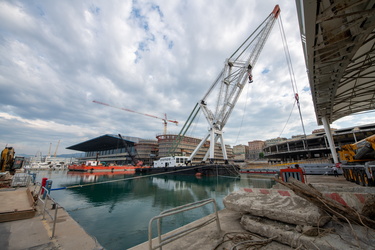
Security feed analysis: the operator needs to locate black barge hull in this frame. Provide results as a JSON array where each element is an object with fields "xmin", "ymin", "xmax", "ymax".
[{"xmin": 135, "ymin": 164, "xmax": 240, "ymax": 176}]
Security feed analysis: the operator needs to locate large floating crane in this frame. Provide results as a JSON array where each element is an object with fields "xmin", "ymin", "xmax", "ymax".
[
  {"xmin": 93, "ymin": 100, "xmax": 178, "ymax": 135},
  {"xmin": 170, "ymin": 5, "xmax": 281, "ymax": 163}
]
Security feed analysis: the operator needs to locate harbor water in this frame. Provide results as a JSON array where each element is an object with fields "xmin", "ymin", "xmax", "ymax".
[{"xmin": 32, "ymin": 170, "xmax": 275, "ymax": 249}]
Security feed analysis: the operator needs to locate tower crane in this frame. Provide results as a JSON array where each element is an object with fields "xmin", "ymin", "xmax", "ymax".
[
  {"xmin": 93, "ymin": 100, "xmax": 178, "ymax": 134},
  {"xmin": 53, "ymin": 140, "xmax": 60, "ymax": 157},
  {"xmin": 171, "ymin": 5, "xmax": 280, "ymax": 163}
]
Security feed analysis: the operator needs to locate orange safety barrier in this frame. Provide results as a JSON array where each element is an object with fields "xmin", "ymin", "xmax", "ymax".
[{"xmin": 280, "ymin": 168, "xmax": 305, "ymax": 183}]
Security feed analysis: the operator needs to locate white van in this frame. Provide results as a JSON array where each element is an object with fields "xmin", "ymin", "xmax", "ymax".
[{"xmin": 153, "ymin": 156, "xmax": 189, "ymax": 168}]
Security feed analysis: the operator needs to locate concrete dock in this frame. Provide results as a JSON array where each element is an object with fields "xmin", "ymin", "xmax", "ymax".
[
  {"xmin": 0, "ymin": 187, "xmax": 103, "ymax": 250},
  {"xmin": 130, "ymin": 175, "xmax": 375, "ymax": 250},
  {"xmin": 0, "ymin": 175, "xmax": 373, "ymax": 250}
]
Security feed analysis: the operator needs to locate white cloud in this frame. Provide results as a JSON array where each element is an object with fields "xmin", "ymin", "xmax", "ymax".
[{"xmin": 1, "ymin": 0, "xmax": 374, "ymax": 155}]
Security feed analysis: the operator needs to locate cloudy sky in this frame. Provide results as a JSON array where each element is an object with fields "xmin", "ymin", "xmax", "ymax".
[{"xmin": 1, "ymin": 0, "xmax": 374, "ymax": 156}]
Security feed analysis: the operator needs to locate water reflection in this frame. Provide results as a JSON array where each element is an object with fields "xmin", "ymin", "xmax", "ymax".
[{"xmin": 33, "ymin": 170, "xmax": 275, "ymax": 250}]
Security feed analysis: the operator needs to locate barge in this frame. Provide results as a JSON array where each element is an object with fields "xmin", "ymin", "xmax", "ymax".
[
  {"xmin": 136, "ymin": 155, "xmax": 239, "ymax": 176},
  {"xmin": 68, "ymin": 160, "xmax": 148, "ymax": 172},
  {"xmin": 135, "ymin": 164, "xmax": 240, "ymax": 176}
]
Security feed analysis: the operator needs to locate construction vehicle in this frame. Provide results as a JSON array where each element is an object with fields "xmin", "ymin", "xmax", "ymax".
[
  {"xmin": 93, "ymin": 100, "xmax": 178, "ymax": 135},
  {"xmin": 1, "ymin": 147, "xmax": 24, "ymax": 173},
  {"xmin": 118, "ymin": 134, "xmax": 144, "ymax": 166},
  {"xmin": 338, "ymin": 134, "xmax": 375, "ymax": 186}
]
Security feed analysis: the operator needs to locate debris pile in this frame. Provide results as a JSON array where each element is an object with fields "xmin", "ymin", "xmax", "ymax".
[
  {"xmin": 223, "ymin": 178, "xmax": 375, "ymax": 249},
  {"xmin": 0, "ymin": 171, "xmax": 12, "ymax": 188}
]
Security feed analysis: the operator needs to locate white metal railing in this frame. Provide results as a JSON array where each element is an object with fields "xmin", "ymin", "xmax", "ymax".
[
  {"xmin": 35, "ymin": 183, "xmax": 60, "ymax": 238},
  {"xmin": 148, "ymin": 198, "xmax": 221, "ymax": 250}
]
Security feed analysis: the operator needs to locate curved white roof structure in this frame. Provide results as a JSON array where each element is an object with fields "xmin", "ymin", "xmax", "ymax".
[{"xmin": 295, "ymin": 0, "xmax": 375, "ymax": 125}]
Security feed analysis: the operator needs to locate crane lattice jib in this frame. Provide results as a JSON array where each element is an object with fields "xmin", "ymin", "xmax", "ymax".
[
  {"xmin": 188, "ymin": 5, "xmax": 280, "ymax": 163},
  {"xmin": 203, "ymin": 5, "xmax": 280, "ymax": 130}
]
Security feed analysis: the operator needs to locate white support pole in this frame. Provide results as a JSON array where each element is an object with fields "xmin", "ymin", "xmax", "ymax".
[
  {"xmin": 209, "ymin": 129, "xmax": 216, "ymax": 162},
  {"xmin": 189, "ymin": 133, "xmax": 210, "ymax": 163},
  {"xmin": 219, "ymin": 134, "xmax": 228, "ymax": 162},
  {"xmin": 321, "ymin": 116, "xmax": 339, "ymax": 163}
]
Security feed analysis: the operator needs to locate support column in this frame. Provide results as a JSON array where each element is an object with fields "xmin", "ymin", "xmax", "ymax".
[
  {"xmin": 352, "ymin": 132, "xmax": 357, "ymax": 143},
  {"xmin": 321, "ymin": 116, "xmax": 339, "ymax": 163},
  {"xmin": 209, "ymin": 129, "xmax": 215, "ymax": 163}
]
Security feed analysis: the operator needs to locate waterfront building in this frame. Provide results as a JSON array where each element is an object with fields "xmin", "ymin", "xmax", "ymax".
[
  {"xmin": 232, "ymin": 145, "xmax": 250, "ymax": 162},
  {"xmin": 263, "ymin": 123, "xmax": 375, "ymax": 164},
  {"xmin": 265, "ymin": 137, "xmax": 288, "ymax": 146},
  {"xmin": 135, "ymin": 139, "xmax": 158, "ymax": 165},
  {"xmin": 66, "ymin": 134, "xmax": 140, "ymax": 165}
]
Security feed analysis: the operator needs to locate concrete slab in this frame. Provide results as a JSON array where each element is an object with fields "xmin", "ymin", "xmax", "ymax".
[
  {"xmin": 5, "ymin": 213, "xmax": 53, "ymax": 250},
  {"xmin": 49, "ymin": 206, "xmax": 102, "ymax": 250},
  {"xmin": 130, "ymin": 209, "xmax": 291, "ymax": 250},
  {"xmin": 241, "ymin": 214, "xmax": 375, "ymax": 249},
  {"xmin": 223, "ymin": 188, "xmax": 331, "ymax": 227},
  {"xmin": 0, "ymin": 188, "xmax": 36, "ymax": 222},
  {"xmin": 304, "ymin": 175, "xmax": 375, "ymax": 194}
]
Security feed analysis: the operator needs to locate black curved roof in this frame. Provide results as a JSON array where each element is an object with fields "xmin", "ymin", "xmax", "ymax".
[{"xmin": 66, "ymin": 134, "xmax": 140, "ymax": 152}]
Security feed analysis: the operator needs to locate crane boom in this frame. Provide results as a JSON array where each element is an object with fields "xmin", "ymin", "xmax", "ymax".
[
  {"xmin": 93, "ymin": 100, "xmax": 178, "ymax": 134},
  {"xmin": 188, "ymin": 5, "xmax": 280, "ymax": 163}
]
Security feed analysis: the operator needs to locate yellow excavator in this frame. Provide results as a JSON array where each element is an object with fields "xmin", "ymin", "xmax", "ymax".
[
  {"xmin": 1, "ymin": 147, "xmax": 24, "ymax": 173},
  {"xmin": 338, "ymin": 134, "xmax": 375, "ymax": 186},
  {"xmin": 339, "ymin": 134, "xmax": 375, "ymax": 163}
]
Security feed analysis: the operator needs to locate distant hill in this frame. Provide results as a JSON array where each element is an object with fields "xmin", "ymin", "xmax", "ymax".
[
  {"xmin": 15, "ymin": 153, "xmax": 33, "ymax": 158},
  {"xmin": 56, "ymin": 153, "xmax": 85, "ymax": 158}
]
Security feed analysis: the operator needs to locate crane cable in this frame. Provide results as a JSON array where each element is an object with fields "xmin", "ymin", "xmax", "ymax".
[
  {"xmin": 279, "ymin": 99, "xmax": 296, "ymax": 137},
  {"xmin": 277, "ymin": 14, "xmax": 307, "ymax": 138},
  {"xmin": 234, "ymin": 82, "xmax": 251, "ymax": 145},
  {"xmin": 50, "ymin": 165, "xmax": 239, "ymax": 190}
]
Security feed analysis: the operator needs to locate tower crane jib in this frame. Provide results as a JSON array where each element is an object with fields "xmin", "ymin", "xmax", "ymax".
[
  {"xmin": 188, "ymin": 5, "xmax": 280, "ymax": 163},
  {"xmin": 92, "ymin": 100, "xmax": 178, "ymax": 134}
]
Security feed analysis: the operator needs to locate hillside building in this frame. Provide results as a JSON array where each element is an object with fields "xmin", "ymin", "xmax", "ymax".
[{"xmin": 248, "ymin": 140, "xmax": 266, "ymax": 160}]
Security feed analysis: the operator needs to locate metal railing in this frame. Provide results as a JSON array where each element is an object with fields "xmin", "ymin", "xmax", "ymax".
[
  {"xmin": 148, "ymin": 198, "xmax": 221, "ymax": 250},
  {"xmin": 35, "ymin": 183, "xmax": 60, "ymax": 238},
  {"xmin": 11, "ymin": 173, "xmax": 32, "ymax": 187}
]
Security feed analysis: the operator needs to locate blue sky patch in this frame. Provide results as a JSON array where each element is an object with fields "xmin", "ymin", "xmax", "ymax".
[
  {"xmin": 89, "ymin": 5, "xmax": 101, "ymax": 15},
  {"xmin": 303, "ymin": 86, "xmax": 310, "ymax": 92},
  {"xmin": 163, "ymin": 35, "xmax": 174, "ymax": 49},
  {"xmin": 151, "ymin": 4, "xmax": 163, "ymax": 18}
]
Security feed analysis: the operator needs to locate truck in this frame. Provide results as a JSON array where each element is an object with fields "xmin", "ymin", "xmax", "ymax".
[{"xmin": 338, "ymin": 134, "xmax": 375, "ymax": 186}]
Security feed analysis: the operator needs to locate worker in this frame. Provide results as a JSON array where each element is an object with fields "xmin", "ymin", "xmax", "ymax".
[
  {"xmin": 294, "ymin": 164, "xmax": 300, "ymax": 169},
  {"xmin": 247, "ymin": 64, "xmax": 253, "ymax": 83},
  {"xmin": 332, "ymin": 165, "xmax": 339, "ymax": 177}
]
